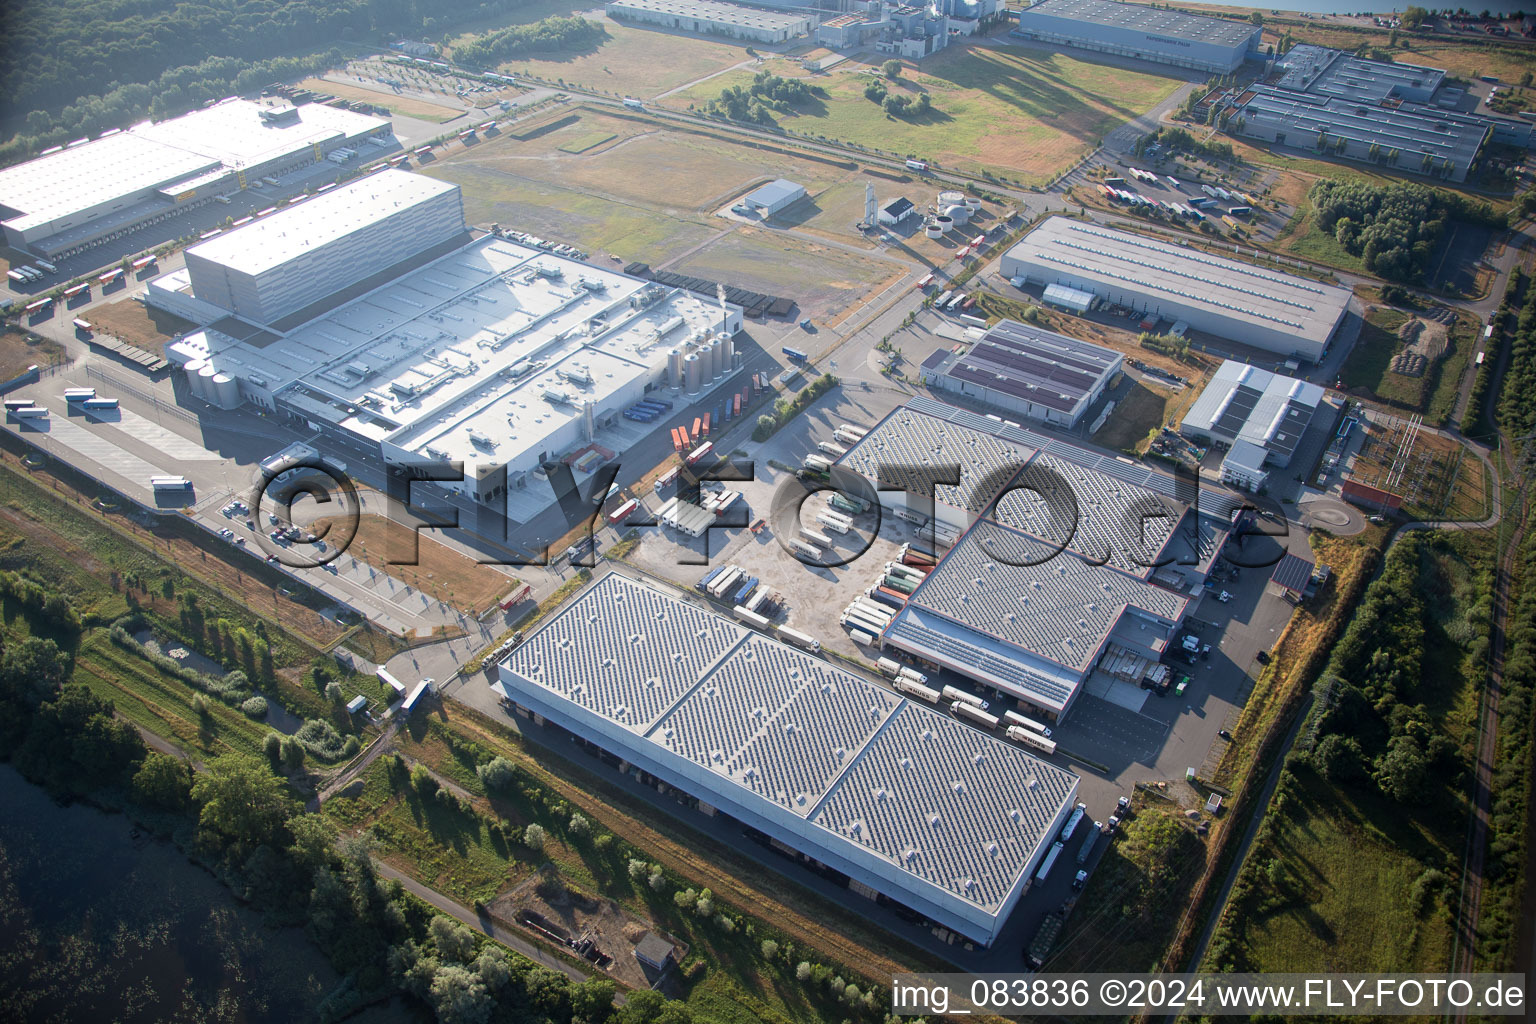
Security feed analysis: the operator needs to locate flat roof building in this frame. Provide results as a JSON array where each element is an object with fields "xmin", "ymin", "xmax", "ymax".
[
  {"xmin": 606, "ymin": 0, "xmax": 812, "ymax": 42},
  {"xmin": 1180, "ymin": 359, "xmax": 1329, "ymax": 490},
  {"xmin": 1225, "ymin": 84, "xmax": 1490, "ymax": 184},
  {"xmin": 184, "ymin": 170, "xmax": 465, "ymax": 326},
  {"xmin": 154, "ymin": 174, "xmax": 743, "ymax": 520},
  {"xmin": 1012, "ymin": 0, "xmax": 1261, "ymax": 73},
  {"xmin": 836, "ymin": 397, "xmax": 1240, "ymax": 718},
  {"xmin": 1000, "ymin": 218, "xmax": 1352, "ymax": 362},
  {"xmin": 494, "ymin": 572, "xmax": 1080, "ymax": 948},
  {"xmin": 737, "ymin": 179, "xmax": 807, "ymax": 217},
  {"xmin": 919, "ymin": 319, "xmax": 1122, "ymax": 429},
  {"xmin": 0, "ymin": 99, "xmax": 391, "ymax": 257}
]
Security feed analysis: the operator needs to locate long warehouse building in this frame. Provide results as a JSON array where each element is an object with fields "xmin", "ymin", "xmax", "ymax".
[
  {"xmin": 606, "ymin": 0, "xmax": 812, "ymax": 42},
  {"xmin": 495, "ymin": 572, "xmax": 1080, "ymax": 948},
  {"xmin": 1000, "ymin": 217, "xmax": 1352, "ymax": 362},
  {"xmin": 0, "ymin": 98, "xmax": 392, "ymax": 259},
  {"xmin": 1011, "ymin": 0, "xmax": 1261, "ymax": 74}
]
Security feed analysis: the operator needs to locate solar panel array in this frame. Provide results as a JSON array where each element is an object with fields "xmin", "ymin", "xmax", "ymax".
[
  {"xmin": 943, "ymin": 320, "xmax": 1121, "ymax": 415},
  {"xmin": 497, "ymin": 573, "xmax": 1079, "ymax": 915},
  {"xmin": 815, "ymin": 704, "xmax": 1075, "ymax": 911},
  {"xmin": 993, "ymin": 452, "xmax": 1180, "ymax": 575},
  {"xmin": 905, "ymin": 518, "xmax": 1189, "ymax": 673},
  {"xmin": 884, "ymin": 605, "xmax": 1080, "ymax": 705},
  {"xmin": 500, "ymin": 575, "xmax": 746, "ymax": 731},
  {"xmin": 655, "ymin": 635, "xmax": 902, "ymax": 815},
  {"xmin": 837, "ymin": 407, "xmax": 1036, "ymax": 514}
]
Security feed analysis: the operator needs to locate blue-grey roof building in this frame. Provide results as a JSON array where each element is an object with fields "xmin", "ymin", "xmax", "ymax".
[
  {"xmin": 919, "ymin": 319, "xmax": 1123, "ymax": 429},
  {"xmin": 494, "ymin": 572, "xmax": 1080, "ymax": 948},
  {"xmin": 1012, "ymin": 0, "xmax": 1261, "ymax": 74}
]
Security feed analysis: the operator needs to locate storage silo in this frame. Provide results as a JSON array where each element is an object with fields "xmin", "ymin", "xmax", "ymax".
[
  {"xmin": 963, "ymin": 196, "xmax": 982, "ymax": 211},
  {"xmin": 184, "ymin": 359, "xmax": 208, "ymax": 400},
  {"xmin": 709, "ymin": 339, "xmax": 722, "ymax": 380},
  {"xmin": 944, "ymin": 204, "xmax": 970, "ymax": 225},
  {"xmin": 718, "ymin": 331, "xmax": 735, "ymax": 371},
  {"xmin": 684, "ymin": 353, "xmax": 702, "ymax": 394},
  {"xmin": 931, "ymin": 216, "xmax": 952, "ymax": 236},
  {"xmin": 581, "ymin": 400, "xmax": 596, "ymax": 441},
  {"xmin": 938, "ymin": 190, "xmax": 965, "ymax": 207},
  {"xmin": 197, "ymin": 363, "xmax": 219, "ymax": 402},
  {"xmin": 210, "ymin": 373, "xmax": 241, "ymax": 409},
  {"xmin": 667, "ymin": 348, "xmax": 683, "ymax": 389}
]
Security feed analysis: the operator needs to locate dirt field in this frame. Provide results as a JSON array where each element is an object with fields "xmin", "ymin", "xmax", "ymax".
[
  {"xmin": 87, "ymin": 299, "xmax": 196, "ymax": 358},
  {"xmin": 466, "ymin": 19, "xmax": 750, "ymax": 99},
  {"xmin": 299, "ymin": 77, "xmax": 465, "ymax": 122},
  {"xmin": 0, "ymin": 329, "xmax": 65, "ymax": 379},
  {"xmin": 314, "ymin": 513, "xmax": 519, "ymax": 615}
]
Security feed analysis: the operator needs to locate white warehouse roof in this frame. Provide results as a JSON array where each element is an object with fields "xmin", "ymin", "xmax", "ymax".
[
  {"xmin": 1002, "ymin": 218, "xmax": 1352, "ymax": 361},
  {"xmin": 0, "ymin": 99, "xmax": 388, "ymax": 239},
  {"xmin": 495, "ymin": 572, "xmax": 1079, "ymax": 947},
  {"xmin": 1018, "ymin": 0, "xmax": 1256, "ymax": 46},
  {"xmin": 185, "ymin": 170, "xmax": 457, "ymax": 277},
  {"xmin": 607, "ymin": 0, "xmax": 811, "ymax": 32},
  {"xmin": 1180, "ymin": 359, "xmax": 1326, "ymax": 466}
]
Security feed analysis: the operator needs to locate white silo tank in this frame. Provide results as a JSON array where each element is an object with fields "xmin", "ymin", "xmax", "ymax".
[
  {"xmin": 938, "ymin": 190, "xmax": 965, "ymax": 207},
  {"xmin": 211, "ymin": 373, "xmax": 240, "ymax": 409},
  {"xmin": 721, "ymin": 333, "xmax": 736, "ymax": 370},
  {"xmin": 944, "ymin": 204, "xmax": 970, "ymax": 225},
  {"xmin": 667, "ymin": 348, "xmax": 683, "ymax": 389},
  {"xmin": 702, "ymin": 340, "xmax": 716, "ymax": 381},
  {"xmin": 964, "ymin": 196, "xmax": 982, "ymax": 210},
  {"xmin": 582, "ymin": 400, "xmax": 596, "ymax": 440},
  {"xmin": 932, "ymin": 216, "xmax": 953, "ymax": 235},
  {"xmin": 197, "ymin": 363, "xmax": 219, "ymax": 402},
  {"xmin": 925, "ymin": 221, "xmax": 944, "ymax": 239},
  {"xmin": 684, "ymin": 354, "xmax": 701, "ymax": 394},
  {"xmin": 709, "ymin": 339, "xmax": 722, "ymax": 380},
  {"xmin": 184, "ymin": 359, "xmax": 207, "ymax": 400}
]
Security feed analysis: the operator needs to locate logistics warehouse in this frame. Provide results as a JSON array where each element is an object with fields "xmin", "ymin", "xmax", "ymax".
[
  {"xmin": 0, "ymin": 98, "xmax": 393, "ymax": 259},
  {"xmin": 830, "ymin": 398, "xmax": 1246, "ymax": 721},
  {"xmin": 495, "ymin": 572, "xmax": 1080, "ymax": 948},
  {"xmin": 148, "ymin": 169, "xmax": 744, "ymax": 518}
]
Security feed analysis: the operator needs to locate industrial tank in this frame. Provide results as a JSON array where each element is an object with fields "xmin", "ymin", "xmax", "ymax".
[
  {"xmin": 184, "ymin": 359, "xmax": 208, "ymax": 401},
  {"xmin": 938, "ymin": 190, "xmax": 965, "ymax": 207},
  {"xmin": 667, "ymin": 348, "xmax": 683, "ymax": 389},
  {"xmin": 925, "ymin": 222, "xmax": 944, "ymax": 239},
  {"xmin": 197, "ymin": 363, "xmax": 219, "ymax": 402},
  {"xmin": 210, "ymin": 373, "xmax": 240, "ymax": 409},
  {"xmin": 943, "ymin": 204, "xmax": 971, "ymax": 225},
  {"xmin": 684, "ymin": 353, "xmax": 701, "ymax": 394}
]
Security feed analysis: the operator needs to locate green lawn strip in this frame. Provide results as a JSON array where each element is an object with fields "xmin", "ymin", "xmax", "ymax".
[{"xmin": 557, "ymin": 130, "xmax": 616, "ymax": 154}]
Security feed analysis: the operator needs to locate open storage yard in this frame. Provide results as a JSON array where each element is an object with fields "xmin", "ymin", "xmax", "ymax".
[{"xmin": 662, "ymin": 47, "xmax": 1184, "ymax": 185}]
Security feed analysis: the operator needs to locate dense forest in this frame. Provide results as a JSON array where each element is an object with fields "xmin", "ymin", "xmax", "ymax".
[
  {"xmin": 0, "ymin": 0, "xmax": 537, "ymax": 163},
  {"xmin": 1308, "ymin": 179, "xmax": 1501, "ymax": 283},
  {"xmin": 452, "ymin": 15, "xmax": 606, "ymax": 68}
]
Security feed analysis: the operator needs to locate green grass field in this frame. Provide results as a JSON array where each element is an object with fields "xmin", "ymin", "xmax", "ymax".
[
  {"xmin": 71, "ymin": 631, "xmax": 272, "ymax": 759},
  {"xmin": 664, "ymin": 47, "xmax": 1181, "ymax": 185},
  {"xmin": 556, "ymin": 130, "xmax": 616, "ymax": 154},
  {"xmin": 1338, "ymin": 307, "xmax": 1421, "ymax": 406}
]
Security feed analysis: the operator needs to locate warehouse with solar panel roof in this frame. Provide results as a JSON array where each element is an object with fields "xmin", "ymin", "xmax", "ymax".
[
  {"xmin": 835, "ymin": 398, "xmax": 1244, "ymax": 720},
  {"xmin": 494, "ymin": 572, "xmax": 1080, "ymax": 948}
]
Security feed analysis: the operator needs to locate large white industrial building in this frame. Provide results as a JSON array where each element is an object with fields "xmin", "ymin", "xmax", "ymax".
[
  {"xmin": 0, "ymin": 98, "xmax": 392, "ymax": 258},
  {"xmin": 835, "ymin": 398, "xmax": 1241, "ymax": 719},
  {"xmin": 1180, "ymin": 359, "xmax": 1330, "ymax": 490},
  {"xmin": 919, "ymin": 319, "xmax": 1122, "ymax": 429},
  {"xmin": 1000, "ymin": 218, "xmax": 1353, "ymax": 362},
  {"xmin": 182, "ymin": 172, "xmax": 466, "ymax": 326},
  {"xmin": 1012, "ymin": 0, "xmax": 1261, "ymax": 74},
  {"xmin": 152, "ymin": 170, "xmax": 743, "ymax": 517},
  {"xmin": 495, "ymin": 572, "xmax": 1080, "ymax": 948},
  {"xmin": 606, "ymin": 0, "xmax": 812, "ymax": 43}
]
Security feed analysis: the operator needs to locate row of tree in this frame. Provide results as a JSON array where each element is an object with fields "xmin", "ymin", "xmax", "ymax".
[{"xmin": 452, "ymin": 16, "xmax": 607, "ymax": 69}]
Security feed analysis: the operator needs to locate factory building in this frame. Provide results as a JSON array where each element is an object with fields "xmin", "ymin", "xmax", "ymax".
[
  {"xmin": 183, "ymin": 171, "xmax": 465, "ymax": 326},
  {"xmin": 495, "ymin": 572, "xmax": 1080, "ymax": 948},
  {"xmin": 878, "ymin": 197, "xmax": 916, "ymax": 226},
  {"xmin": 0, "ymin": 98, "xmax": 392, "ymax": 258},
  {"xmin": 817, "ymin": 0, "xmax": 956, "ymax": 58},
  {"xmin": 837, "ymin": 398, "xmax": 1241, "ymax": 720},
  {"xmin": 1011, "ymin": 0, "xmax": 1261, "ymax": 74},
  {"xmin": 919, "ymin": 319, "xmax": 1122, "ymax": 429},
  {"xmin": 153, "ymin": 171, "xmax": 742, "ymax": 521},
  {"xmin": 606, "ymin": 0, "xmax": 811, "ymax": 42},
  {"xmin": 1214, "ymin": 46, "xmax": 1493, "ymax": 182},
  {"xmin": 1179, "ymin": 359, "xmax": 1329, "ymax": 491},
  {"xmin": 1000, "ymin": 218, "xmax": 1352, "ymax": 362}
]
